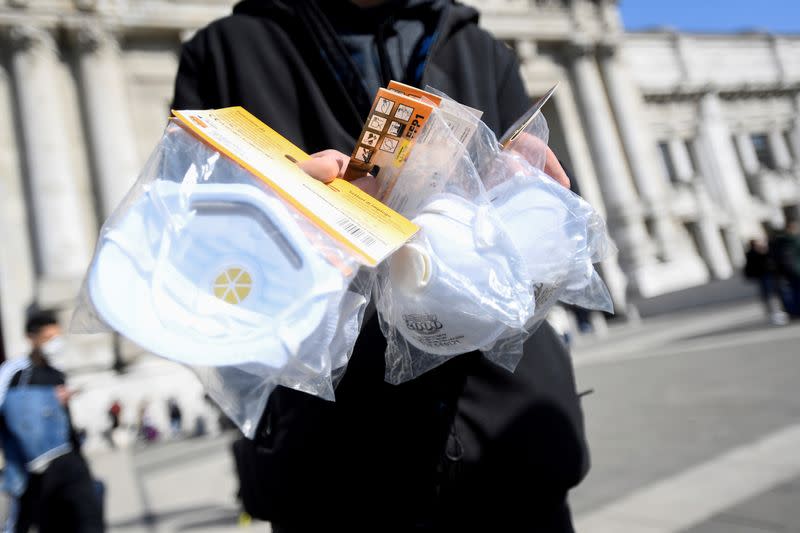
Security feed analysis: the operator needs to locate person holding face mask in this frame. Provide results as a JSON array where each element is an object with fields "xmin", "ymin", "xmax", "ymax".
[
  {"xmin": 0, "ymin": 310, "xmax": 104, "ymax": 533},
  {"xmin": 174, "ymin": 0, "xmax": 586, "ymax": 530}
]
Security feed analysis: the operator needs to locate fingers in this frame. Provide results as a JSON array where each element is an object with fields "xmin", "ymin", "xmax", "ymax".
[
  {"xmin": 55, "ymin": 385, "xmax": 72, "ymax": 405},
  {"xmin": 300, "ymin": 150, "xmax": 378, "ymax": 197},
  {"xmin": 544, "ymin": 147, "xmax": 571, "ymax": 189},
  {"xmin": 297, "ymin": 156, "xmax": 341, "ymax": 184},
  {"xmin": 506, "ymin": 132, "xmax": 547, "ymax": 170},
  {"xmin": 310, "ymin": 150, "xmax": 350, "ymax": 175},
  {"xmin": 506, "ymin": 133, "xmax": 570, "ymax": 189},
  {"xmin": 301, "ymin": 140, "xmax": 569, "ymax": 197}
]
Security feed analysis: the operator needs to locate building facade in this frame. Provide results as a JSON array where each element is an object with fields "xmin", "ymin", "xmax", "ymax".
[{"xmin": 0, "ymin": 0, "xmax": 798, "ymax": 365}]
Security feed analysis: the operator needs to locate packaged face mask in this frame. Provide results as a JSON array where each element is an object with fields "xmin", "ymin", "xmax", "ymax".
[
  {"xmin": 480, "ymin": 164, "xmax": 614, "ymax": 367},
  {"xmin": 87, "ymin": 181, "xmax": 345, "ymax": 368},
  {"xmin": 382, "ymin": 193, "xmax": 530, "ymax": 356},
  {"xmin": 489, "ymin": 172, "xmax": 586, "ymax": 286},
  {"xmin": 73, "ymin": 113, "xmax": 422, "ymax": 438},
  {"xmin": 374, "ymin": 86, "xmax": 615, "ymax": 382}
]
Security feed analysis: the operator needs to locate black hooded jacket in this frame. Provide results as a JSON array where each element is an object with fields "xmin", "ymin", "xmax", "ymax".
[{"xmin": 173, "ymin": 1, "xmax": 589, "ymax": 530}]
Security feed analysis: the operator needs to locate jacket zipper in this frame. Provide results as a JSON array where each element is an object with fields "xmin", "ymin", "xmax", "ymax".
[{"xmin": 418, "ymin": 3, "xmax": 451, "ymax": 88}]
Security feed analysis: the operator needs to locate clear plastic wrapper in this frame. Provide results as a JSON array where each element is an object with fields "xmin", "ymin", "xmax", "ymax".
[
  {"xmin": 375, "ymin": 107, "xmax": 535, "ymax": 383},
  {"xmin": 480, "ymin": 102, "xmax": 614, "ymax": 369},
  {"xmin": 378, "ymin": 89, "xmax": 615, "ymax": 381},
  {"xmin": 72, "ymin": 120, "xmax": 371, "ymax": 437}
]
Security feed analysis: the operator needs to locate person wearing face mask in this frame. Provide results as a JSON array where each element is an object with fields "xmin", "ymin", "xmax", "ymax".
[
  {"xmin": 174, "ymin": 1, "xmax": 586, "ymax": 530},
  {"xmin": 0, "ymin": 310, "xmax": 104, "ymax": 533}
]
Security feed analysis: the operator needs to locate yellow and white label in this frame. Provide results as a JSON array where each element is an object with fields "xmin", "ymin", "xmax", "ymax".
[{"xmin": 172, "ymin": 107, "xmax": 419, "ymax": 266}]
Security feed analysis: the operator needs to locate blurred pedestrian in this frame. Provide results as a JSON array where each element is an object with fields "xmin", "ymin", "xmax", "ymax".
[
  {"xmin": 137, "ymin": 400, "xmax": 159, "ymax": 444},
  {"xmin": 0, "ymin": 310, "xmax": 104, "ymax": 532},
  {"xmin": 192, "ymin": 415, "xmax": 208, "ymax": 438},
  {"xmin": 102, "ymin": 399, "xmax": 122, "ymax": 449},
  {"xmin": 770, "ymin": 221, "xmax": 800, "ymax": 316},
  {"xmin": 167, "ymin": 398, "xmax": 183, "ymax": 438},
  {"xmin": 744, "ymin": 239, "xmax": 788, "ymax": 325},
  {"xmin": 570, "ymin": 305, "xmax": 594, "ymax": 334}
]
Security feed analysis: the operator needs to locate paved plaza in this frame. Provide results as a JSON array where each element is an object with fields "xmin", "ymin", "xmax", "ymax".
[
  {"xmin": 2, "ymin": 297, "xmax": 798, "ymax": 532},
  {"xmin": 90, "ymin": 434, "xmax": 269, "ymax": 533},
  {"xmin": 572, "ymin": 301, "xmax": 800, "ymax": 532}
]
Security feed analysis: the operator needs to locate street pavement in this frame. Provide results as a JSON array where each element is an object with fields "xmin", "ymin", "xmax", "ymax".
[
  {"xmin": 571, "ymin": 301, "xmax": 800, "ymax": 532},
  {"xmin": 90, "ymin": 434, "xmax": 270, "ymax": 533},
  {"xmin": 3, "ymin": 297, "xmax": 798, "ymax": 532}
]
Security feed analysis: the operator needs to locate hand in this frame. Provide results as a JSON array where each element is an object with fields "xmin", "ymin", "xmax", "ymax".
[
  {"xmin": 55, "ymin": 385, "xmax": 76, "ymax": 406},
  {"xmin": 544, "ymin": 147, "xmax": 570, "ymax": 189},
  {"xmin": 298, "ymin": 150, "xmax": 378, "ymax": 197},
  {"xmin": 507, "ymin": 133, "xmax": 570, "ymax": 189}
]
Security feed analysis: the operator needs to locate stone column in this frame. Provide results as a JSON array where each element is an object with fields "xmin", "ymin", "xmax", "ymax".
[
  {"xmin": 598, "ymin": 44, "xmax": 688, "ymax": 262},
  {"xmin": 73, "ymin": 24, "xmax": 140, "ymax": 218},
  {"xmin": 668, "ymin": 137, "xmax": 695, "ymax": 183},
  {"xmin": 551, "ymin": 83, "xmax": 606, "ymax": 216},
  {"xmin": 7, "ymin": 25, "xmax": 93, "ymax": 285},
  {"xmin": 0, "ymin": 56, "xmax": 36, "ymax": 359},
  {"xmin": 734, "ymin": 132, "xmax": 761, "ymax": 176},
  {"xmin": 692, "ymin": 183, "xmax": 734, "ymax": 279},
  {"xmin": 695, "ymin": 92, "xmax": 761, "ymax": 240},
  {"xmin": 790, "ymin": 93, "xmax": 800, "ymax": 164},
  {"xmin": 768, "ymin": 127, "xmax": 793, "ymax": 171},
  {"xmin": 551, "ymin": 78, "xmax": 629, "ymax": 312},
  {"xmin": 566, "ymin": 40, "xmax": 657, "ymax": 292}
]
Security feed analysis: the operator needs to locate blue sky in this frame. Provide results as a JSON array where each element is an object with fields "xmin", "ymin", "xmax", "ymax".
[{"xmin": 619, "ymin": 0, "xmax": 800, "ymax": 34}]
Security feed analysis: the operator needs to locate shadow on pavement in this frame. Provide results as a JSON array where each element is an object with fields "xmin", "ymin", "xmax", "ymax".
[
  {"xmin": 631, "ymin": 277, "xmax": 757, "ymax": 318},
  {"xmin": 176, "ymin": 509, "xmax": 250, "ymax": 531},
  {"xmin": 109, "ymin": 503, "xmax": 226, "ymax": 529},
  {"xmin": 680, "ymin": 317, "xmax": 792, "ymax": 342}
]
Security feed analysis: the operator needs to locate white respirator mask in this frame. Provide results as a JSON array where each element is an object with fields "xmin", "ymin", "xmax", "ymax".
[
  {"xmin": 381, "ymin": 194, "xmax": 531, "ymax": 356},
  {"xmin": 41, "ymin": 335, "xmax": 68, "ymax": 371},
  {"xmin": 87, "ymin": 181, "xmax": 344, "ymax": 368},
  {"xmin": 489, "ymin": 172, "xmax": 588, "ymax": 287}
]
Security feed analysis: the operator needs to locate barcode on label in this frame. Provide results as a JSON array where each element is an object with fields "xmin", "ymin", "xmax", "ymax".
[{"xmin": 336, "ymin": 217, "xmax": 378, "ymax": 248}]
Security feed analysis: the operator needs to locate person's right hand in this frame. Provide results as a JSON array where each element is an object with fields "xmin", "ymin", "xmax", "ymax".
[{"xmin": 298, "ymin": 150, "xmax": 378, "ymax": 197}]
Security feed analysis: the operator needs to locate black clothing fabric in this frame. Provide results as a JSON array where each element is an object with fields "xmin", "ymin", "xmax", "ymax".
[
  {"xmin": 744, "ymin": 248, "xmax": 773, "ymax": 279},
  {"xmin": 173, "ymin": 0, "xmax": 527, "ymax": 153},
  {"xmin": 175, "ymin": 1, "xmax": 588, "ymax": 529},
  {"xmin": 8, "ymin": 362, "xmax": 64, "ymax": 388},
  {"xmin": 315, "ymin": 0, "xmax": 438, "ymax": 98},
  {"xmin": 14, "ymin": 451, "xmax": 104, "ymax": 533}
]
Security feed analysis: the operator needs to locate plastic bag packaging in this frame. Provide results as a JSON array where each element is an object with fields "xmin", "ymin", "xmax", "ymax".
[
  {"xmin": 195, "ymin": 262, "xmax": 376, "ymax": 437},
  {"xmin": 72, "ymin": 119, "xmax": 372, "ymax": 437},
  {"xmin": 375, "ymin": 106, "xmax": 535, "ymax": 384},
  {"xmin": 379, "ymin": 88, "xmax": 614, "ymax": 379},
  {"xmin": 476, "ymin": 101, "xmax": 614, "ymax": 370}
]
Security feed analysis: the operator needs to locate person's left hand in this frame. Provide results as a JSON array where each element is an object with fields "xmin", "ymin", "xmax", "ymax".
[
  {"xmin": 507, "ymin": 133, "xmax": 571, "ymax": 189},
  {"xmin": 298, "ymin": 150, "xmax": 378, "ymax": 197},
  {"xmin": 544, "ymin": 146, "xmax": 570, "ymax": 189},
  {"xmin": 55, "ymin": 385, "xmax": 77, "ymax": 406}
]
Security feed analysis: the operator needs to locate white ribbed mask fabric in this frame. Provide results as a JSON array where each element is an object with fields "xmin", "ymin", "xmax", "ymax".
[
  {"xmin": 88, "ymin": 181, "xmax": 344, "ymax": 368},
  {"xmin": 489, "ymin": 172, "xmax": 590, "ymax": 289},
  {"xmin": 384, "ymin": 194, "xmax": 527, "ymax": 356}
]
